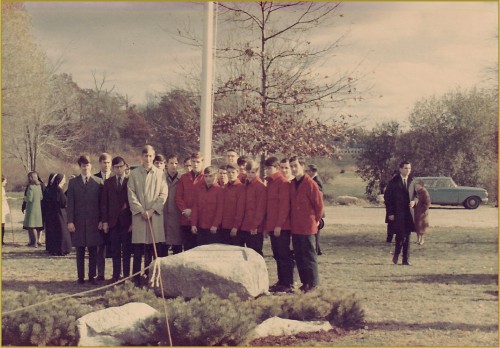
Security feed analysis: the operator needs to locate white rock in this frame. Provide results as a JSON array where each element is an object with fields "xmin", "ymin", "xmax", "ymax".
[
  {"xmin": 76, "ymin": 302, "xmax": 159, "ymax": 346},
  {"xmin": 245, "ymin": 316, "xmax": 333, "ymax": 342},
  {"xmin": 336, "ymin": 195, "xmax": 359, "ymax": 205},
  {"xmin": 149, "ymin": 244, "xmax": 269, "ymax": 299}
]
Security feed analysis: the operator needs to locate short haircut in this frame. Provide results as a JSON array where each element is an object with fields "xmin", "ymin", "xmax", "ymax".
[
  {"xmin": 166, "ymin": 154, "xmax": 178, "ymax": 162},
  {"xmin": 399, "ymin": 160, "xmax": 411, "ymax": 168},
  {"xmin": 112, "ymin": 156, "xmax": 126, "ymax": 166},
  {"xmin": 226, "ymin": 163, "xmax": 239, "ymax": 171},
  {"xmin": 414, "ymin": 178, "xmax": 424, "ymax": 186},
  {"xmin": 191, "ymin": 152, "xmax": 204, "ymax": 160},
  {"xmin": 98, "ymin": 153, "xmax": 112, "ymax": 162},
  {"xmin": 77, "ymin": 155, "xmax": 91, "ymax": 166},
  {"xmin": 289, "ymin": 156, "xmax": 305, "ymax": 166},
  {"xmin": 237, "ymin": 155, "xmax": 249, "ymax": 166},
  {"xmin": 280, "ymin": 158, "xmax": 290, "ymax": 164},
  {"xmin": 226, "ymin": 149, "xmax": 238, "ymax": 154},
  {"xmin": 2, "ymin": 175, "xmax": 6, "ymax": 182},
  {"xmin": 307, "ymin": 164, "xmax": 318, "ymax": 173},
  {"xmin": 245, "ymin": 159, "xmax": 260, "ymax": 172},
  {"xmin": 142, "ymin": 145, "xmax": 155, "ymax": 155},
  {"xmin": 219, "ymin": 165, "xmax": 227, "ymax": 171},
  {"xmin": 27, "ymin": 171, "xmax": 40, "ymax": 185},
  {"xmin": 264, "ymin": 157, "xmax": 280, "ymax": 168},
  {"xmin": 154, "ymin": 154, "xmax": 166, "ymax": 162},
  {"xmin": 204, "ymin": 166, "xmax": 218, "ymax": 175},
  {"xmin": 183, "ymin": 157, "xmax": 191, "ymax": 165}
]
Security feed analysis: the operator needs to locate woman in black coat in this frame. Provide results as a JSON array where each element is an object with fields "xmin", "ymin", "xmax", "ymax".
[{"xmin": 44, "ymin": 174, "xmax": 72, "ymax": 256}]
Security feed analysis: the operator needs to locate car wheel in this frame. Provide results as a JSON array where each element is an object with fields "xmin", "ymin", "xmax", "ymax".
[{"xmin": 463, "ymin": 196, "xmax": 481, "ymax": 209}]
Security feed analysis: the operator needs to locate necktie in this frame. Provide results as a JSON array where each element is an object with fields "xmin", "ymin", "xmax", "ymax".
[
  {"xmin": 403, "ymin": 179, "xmax": 407, "ymax": 191},
  {"xmin": 118, "ymin": 177, "xmax": 122, "ymax": 188},
  {"xmin": 85, "ymin": 177, "xmax": 88, "ymax": 185}
]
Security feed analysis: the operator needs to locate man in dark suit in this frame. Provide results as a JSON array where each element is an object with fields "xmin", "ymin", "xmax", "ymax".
[
  {"xmin": 100, "ymin": 156, "xmax": 132, "ymax": 283},
  {"xmin": 306, "ymin": 164, "xmax": 324, "ymax": 256},
  {"xmin": 94, "ymin": 152, "xmax": 112, "ymax": 281},
  {"xmin": 384, "ymin": 160, "xmax": 416, "ymax": 265},
  {"xmin": 67, "ymin": 155, "xmax": 104, "ymax": 284}
]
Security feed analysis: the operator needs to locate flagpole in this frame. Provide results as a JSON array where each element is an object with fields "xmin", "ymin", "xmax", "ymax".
[{"xmin": 200, "ymin": 1, "xmax": 215, "ymax": 165}]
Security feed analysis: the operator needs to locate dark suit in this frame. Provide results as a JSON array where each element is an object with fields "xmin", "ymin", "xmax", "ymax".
[
  {"xmin": 67, "ymin": 175, "xmax": 103, "ymax": 281},
  {"xmin": 311, "ymin": 175, "xmax": 324, "ymax": 256},
  {"xmin": 95, "ymin": 171, "xmax": 112, "ymax": 279},
  {"xmin": 100, "ymin": 175, "xmax": 132, "ymax": 280},
  {"xmin": 384, "ymin": 175, "xmax": 415, "ymax": 264}
]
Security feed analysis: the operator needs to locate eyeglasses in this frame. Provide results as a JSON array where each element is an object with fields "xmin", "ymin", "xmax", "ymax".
[{"xmin": 113, "ymin": 164, "xmax": 126, "ymax": 169}]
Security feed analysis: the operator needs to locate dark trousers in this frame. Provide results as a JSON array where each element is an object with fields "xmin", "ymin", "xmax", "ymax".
[
  {"xmin": 270, "ymin": 230, "xmax": 294, "ymax": 286},
  {"xmin": 181, "ymin": 225, "xmax": 198, "ymax": 251},
  {"xmin": 132, "ymin": 243, "xmax": 160, "ymax": 284},
  {"xmin": 109, "ymin": 226, "xmax": 132, "ymax": 279},
  {"xmin": 219, "ymin": 228, "xmax": 233, "ymax": 245},
  {"xmin": 315, "ymin": 231, "xmax": 322, "ymax": 255},
  {"xmin": 76, "ymin": 246, "xmax": 97, "ymax": 281},
  {"xmin": 96, "ymin": 243, "xmax": 107, "ymax": 278},
  {"xmin": 157, "ymin": 243, "xmax": 183, "ymax": 257},
  {"xmin": 394, "ymin": 231, "xmax": 411, "ymax": 262},
  {"xmin": 386, "ymin": 224, "xmax": 395, "ymax": 243},
  {"xmin": 292, "ymin": 234, "xmax": 319, "ymax": 287},
  {"xmin": 196, "ymin": 228, "xmax": 219, "ymax": 246},
  {"xmin": 236, "ymin": 231, "xmax": 264, "ymax": 256}
]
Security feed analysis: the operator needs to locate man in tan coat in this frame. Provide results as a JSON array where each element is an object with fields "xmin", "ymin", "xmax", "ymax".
[{"xmin": 127, "ymin": 145, "xmax": 168, "ymax": 285}]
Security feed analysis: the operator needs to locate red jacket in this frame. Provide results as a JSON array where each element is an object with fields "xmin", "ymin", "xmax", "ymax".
[
  {"xmin": 240, "ymin": 177, "xmax": 267, "ymax": 232},
  {"xmin": 264, "ymin": 172, "xmax": 291, "ymax": 232},
  {"xmin": 175, "ymin": 171, "xmax": 205, "ymax": 226},
  {"xmin": 221, "ymin": 179, "xmax": 246, "ymax": 230},
  {"xmin": 290, "ymin": 174, "xmax": 323, "ymax": 235},
  {"xmin": 191, "ymin": 183, "xmax": 224, "ymax": 229}
]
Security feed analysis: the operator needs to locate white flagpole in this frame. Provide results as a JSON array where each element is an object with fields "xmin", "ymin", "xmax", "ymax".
[{"xmin": 200, "ymin": 1, "xmax": 215, "ymax": 165}]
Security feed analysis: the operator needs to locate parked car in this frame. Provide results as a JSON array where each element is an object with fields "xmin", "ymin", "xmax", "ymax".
[{"xmin": 415, "ymin": 176, "xmax": 488, "ymax": 209}]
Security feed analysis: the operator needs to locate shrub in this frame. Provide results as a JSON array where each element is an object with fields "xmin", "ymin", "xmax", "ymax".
[
  {"xmin": 1, "ymin": 286, "xmax": 95, "ymax": 346},
  {"xmin": 102, "ymin": 280, "xmax": 164, "ymax": 309}
]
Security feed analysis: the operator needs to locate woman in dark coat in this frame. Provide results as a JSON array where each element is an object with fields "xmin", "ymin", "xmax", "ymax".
[
  {"xmin": 44, "ymin": 174, "xmax": 72, "ymax": 255},
  {"xmin": 413, "ymin": 179, "xmax": 431, "ymax": 245}
]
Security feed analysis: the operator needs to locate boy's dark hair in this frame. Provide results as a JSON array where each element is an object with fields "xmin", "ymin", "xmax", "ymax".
[
  {"xmin": 237, "ymin": 155, "xmax": 249, "ymax": 166},
  {"xmin": 112, "ymin": 156, "xmax": 126, "ymax": 167},
  {"xmin": 154, "ymin": 154, "xmax": 166, "ymax": 163},
  {"xmin": 204, "ymin": 166, "xmax": 218, "ymax": 175},
  {"xmin": 191, "ymin": 152, "xmax": 204, "ymax": 160},
  {"xmin": 245, "ymin": 160, "xmax": 260, "ymax": 171},
  {"xmin": 219, "ymin": 165, "xmax": 227, "ymax": 171},
  {"xmin": 183, "ymin": 157, "xmax": 191, "ymax": 165},
  {"xmin": 226, "ymin": 149, "xmax": 238, "ymax": 154},
  {"xmin": 399, "ymin": 160, "xmax": 411, "ymax": 168},
  {"xmin": 98, "ymin": 152, "xmax": 112, "ymax": 162},
  {"xmin": 280, "ymin": 158, "xmax": 290, "ymax": 164},
  {"xmin": 307, "ymin": 164, "xmax": 318, "ymax": 173},
  {"xmin": 77, "ymin": 155, "xmax": 91, "ymax": 166},
  {"xmin": 264, "ymin": 157, "xmax": 280, "ymax": 168},
  {"xmin": 226, "ymin": 163, "xmax": 239, "ymax": 171},
  {"xmin": 166, "ymin": 154, "xmax": 178, "ymax": 162},
  {"xmin": 289, "ymin": 156, "xmax": 306, "ymax": 167}
]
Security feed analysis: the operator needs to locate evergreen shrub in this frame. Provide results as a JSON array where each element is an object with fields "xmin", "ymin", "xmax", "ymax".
[{"xmin": 1, "ymin": 286, "xmax": 94, "ymax": 346}]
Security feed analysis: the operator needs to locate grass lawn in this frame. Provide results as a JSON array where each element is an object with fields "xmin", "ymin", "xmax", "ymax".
[{"xmin": 1, "ymin": 192, "xmax": 498, "ymax": 346}]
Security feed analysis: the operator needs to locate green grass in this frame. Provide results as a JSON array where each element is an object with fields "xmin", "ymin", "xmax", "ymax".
[{"xmin": 2, "ymin": 220, "xmax": 497, "ymax": 346}]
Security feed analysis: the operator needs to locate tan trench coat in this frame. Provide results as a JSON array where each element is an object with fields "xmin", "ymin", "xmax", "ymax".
[{"xmin": 127, "ymin": 165, "xmax": 168, "ymax": 244}]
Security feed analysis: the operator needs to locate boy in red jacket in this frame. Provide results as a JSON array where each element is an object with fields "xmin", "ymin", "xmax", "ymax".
[
  {"xmin": 220, "ymin": 164, "xmax": 245, "ymax": 245},
  {"xmin": 175, "ymin": 152, "xmax": 205, "ymax": 250},
  {"xmin": 239, "ymin": 160, "xmax": 267, "ymax": 255},
  {"xmin": 191, "ymin": 166, "xmax": 224, "ymax": 246},
  {"xmin": 289, "ymin": 156, "xmax": 323, "ymax": 292},
  {"xmin": 264, "ymin": 157, "xmax": 294, "ymax": 293}
]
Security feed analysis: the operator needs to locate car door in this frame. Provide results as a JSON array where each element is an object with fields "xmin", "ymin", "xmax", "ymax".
[{"xmin": 432, "ymin": 178, "xmax": 459, "ymax": 204}]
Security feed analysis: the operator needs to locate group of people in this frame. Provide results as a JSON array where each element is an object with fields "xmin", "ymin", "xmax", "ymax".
[
  {"xmin": 15, "ymin": 146, "xmax": 325, "ymax": 293},
  {"xmin": 384, "ymin": 160, "xmax": 431, "ymax": 266}
]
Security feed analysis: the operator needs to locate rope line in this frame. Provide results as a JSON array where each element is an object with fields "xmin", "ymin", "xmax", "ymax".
[{"xmin": 2, "ymin": 263, "xmax": 153, "ymax": 316}]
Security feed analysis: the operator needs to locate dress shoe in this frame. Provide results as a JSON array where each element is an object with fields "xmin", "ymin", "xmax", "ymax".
[
  {"xmin": 88, "ymin": 278, "xmax": 97, "ymax": 285},
  {"xmin": 402, "ymin": 261, "xmax": 412, "ymax": 266},
  {"xmin": 111, "ymin": 277, "xmax": 120, "ymax": 283},
  {"xmin": 273, "ymin": 285, "xmax": 294, "ymax": 293},
  {"xmin": 96, "ymin": 276, "xmax": 105, "ymax": 281},
  {"xmin": 77, "ymin": 279, "xmax": 85, "ymax": 284},
  {"xmin": 269, "ymin": 282, "xmax": 281, "ymax": 292},
  {"xmin": 392, "ymin": 255, "xmax": 398, "ymax": 264},
  {"xmin": 304, "ymin": 285, "xmax": 317, "ymax": 293}
]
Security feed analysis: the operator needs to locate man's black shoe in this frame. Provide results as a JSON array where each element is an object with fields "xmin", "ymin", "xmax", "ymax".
[
  {"xmin": 402, "ymin": 261, "xmax": 412, "ymax": 266},
  {"xmin": 88, "ymin": 277, "xmax": 97, "ymax": 285},
  {"xmin": 77, "ymin": 279, "xmax": 85, "ymax": 284},
  {"xmin": 96, "ymin": 276, "xmax": 105, "ymax": 281},
  {"xmin": 392, "ymin": 255, "xmax": 398, "ymax": 264}
]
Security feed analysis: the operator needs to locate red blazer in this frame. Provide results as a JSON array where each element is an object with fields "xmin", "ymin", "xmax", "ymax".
[
  {"xmin": 221, "ymin": 179, "xmax": 246, "ymax": 230},
  {"xmin": 175, "ymin": 171, "xmax": 205, "ymax": 226},
  {"xmin": 100, "ymin": 176, "xmax": 131, "ymax": 229},
  {"xmin": 290, "ymin": 174, "xmax": 323, "ymax": 235},
  {"xmin": 264, "ymin": 172, "xmax": 291, "ymax": 232},
  {"xmin": 240, "ymin": 177, "xmax": 267, "ymax": 232},
  {"xmin": 191, "ymin": 183, "xmax": 224, "ymax": 229}
]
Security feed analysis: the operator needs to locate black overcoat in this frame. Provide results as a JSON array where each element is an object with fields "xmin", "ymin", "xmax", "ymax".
[{"xmin": 384, "ymin": 174, "xmax": 415, "ymax": 234}]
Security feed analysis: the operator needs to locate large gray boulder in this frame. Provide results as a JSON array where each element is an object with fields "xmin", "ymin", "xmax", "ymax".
[
  {"xmin": 149, "ymin": 244, "xmax": 269, "ymax": 299},
  {"xmin": 76, "ymin": 302, "xmax": 159, "ymax": 346}
]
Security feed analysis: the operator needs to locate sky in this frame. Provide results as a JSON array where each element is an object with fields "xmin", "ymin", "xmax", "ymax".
[{"xmin": 24, "ymin": 1, "xmax": 498, "ymax": 129}]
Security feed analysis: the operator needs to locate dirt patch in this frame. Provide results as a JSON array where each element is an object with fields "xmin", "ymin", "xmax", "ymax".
[{"xmin": 249, "ymin": 327, "xmax": 352, "ymax": 346}]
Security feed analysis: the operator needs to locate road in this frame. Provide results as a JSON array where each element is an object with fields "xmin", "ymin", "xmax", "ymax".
[{"xmin": 324, "ymin": 204, "xmax": 498, "ymax": 228}]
